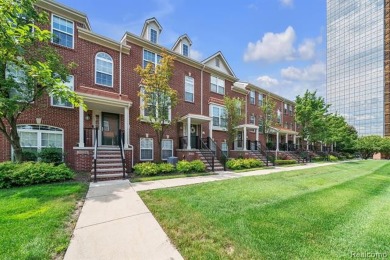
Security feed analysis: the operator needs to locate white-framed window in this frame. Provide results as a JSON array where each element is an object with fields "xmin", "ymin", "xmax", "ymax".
[
  {"xmin": 5, "ymin": 63, "xmax": 31, "ymax": 101},
  {"xmin": 211, "ymin": 104, "xmax": 227, "ymax": 129},
  {"xmin": 52, "ymin": 75, "xmax": 74, "ymax": 108},
  {"xmin": 161, "ymin": 139, "xmax": 173, "ymax": 160},
  {"xmin": 210, "ymin": 76, "xmax": 225, "ymax": 95},
  {"xmin": 51, "ymin": 15, "xmax": 74, "ymax": 48},
  {"xmin": 95, "ymin": 52, "xmax": 113, "ymax": 87},
  {"xmin": 140, "ymin": 138, "xmax": 153, "ymax": 160},
  {"xmin": 215, "ymin": 58, "xmax": 220, "ymax": 67},
  {"xmin": 258, "ymin": 118, "xmax": 264, "ymax": 133},
  {"xmin": 289, "ymin": 105, "xmax": 293, "ymax": 116},
  {"xmin": 250, "ymin": 90, "xmax": 255, "ymax": 105},
  {"xmin": 284, "ymin": 122, "xmax": 288, "ymax": 129},
  {"xmin": 284, "ymin": 103, "xmax": 288, "ymax": 115},
  {"xmin": 182, "ymin": 43, "xmax": 189, "ymax": 57},
  {"xmin": 140, "ymin": 87, "xmax": 172, "ymax": 122},
  {"xmin": 143, "ymin": 49, "xmax": 162, "ymax": 68},
  {"xmin": 221, "ymin": 141, "xmax": 228, "ymax": 157},
  {"xmin": 16, "ymin": 125, "xmax": 63, "ymax": 158},
  {"xmin": 250, "ymin": 114, "xmax": 255, "ymax": 124},
  {"xmin": 150, "ymin": 28, "xmax": 157, "ymax": 43},
  {"xmin": 277, "ymin": 109, "xmax": 281, "ymax": 124},
  {"xmin": 258, "ymin": 93, "xmax": 263, "ymax": 106},
  {"xmin": 185, "ymin": 76, "xmax": 194, "ymax": 102},
  {"xmin": 290, "ymin": 122, "xmax": 294, "ymax": 130}
]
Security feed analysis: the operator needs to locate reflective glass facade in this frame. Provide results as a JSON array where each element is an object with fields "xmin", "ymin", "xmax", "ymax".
[{"xmin": 326, "ymin": 0, "xmax": 384, "ymax": 136}]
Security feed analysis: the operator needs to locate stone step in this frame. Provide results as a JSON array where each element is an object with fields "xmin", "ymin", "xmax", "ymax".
[
  {"xmin": 93, "ymin": 163, "xmax": 123, "ymax": 167},
  {"xmin": 94, "ymin": 158, "xmax": 122, "ymax": 163},
  {"xmin": 91, "ymin": 167, "xmax": 125, "ymax": 173},
  {"xmin": 96, "ymin": 154, "xmax": 122, "ymax": 158},
  {"xmin": 90, "ymin": 173, "xmax": 128, "ymax": 180}
]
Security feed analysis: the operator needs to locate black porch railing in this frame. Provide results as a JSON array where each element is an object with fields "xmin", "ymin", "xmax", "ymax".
[
  {"xmin": 247, "ymin": 140, "xmax": 273, "ymax": 166},
  {"xmin": 199, "ymin": 137, "xmax": 215, "ymax": 171},
  {"xmin": 117, "ymin": 129, "xmax": 126, "ymax": 179},
  {"xmin": 207, "ymin": 137, "xmax": 227, "ymax": 171}
]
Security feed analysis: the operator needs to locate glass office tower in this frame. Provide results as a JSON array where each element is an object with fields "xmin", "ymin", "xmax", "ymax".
[{"xmin": 326, "ymin": 0, "xmax": 389, "ymax": 136}]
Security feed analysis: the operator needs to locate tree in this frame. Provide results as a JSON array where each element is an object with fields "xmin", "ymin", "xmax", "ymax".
[
  {"xmin": 134, "ymin": 51, "xmax": 177, "ymax": 162},
  {"xmin": 324, "ymin": 114, "xmax": 357, "ymax": 152},
  {"xmin": 379, "ymin": 137, "xmax": 390, "ymax": 159},
  {"xmin": 260, "ymin": 97, "xmax": 277, "ymax": 144},
  {"xmin": 295, "ymin": 90, "xmax": 329, "ymax": 143},
  {"xmin": 223, "ymin": 96, "xmax": 244, "ymax": 154},
  {"xmin": 355, "ymin": 135, "xmax": 382, "ymax": 159},
  {"xmin": 0, "ymin": 0, "xmax": 84, "ymax": 162}
]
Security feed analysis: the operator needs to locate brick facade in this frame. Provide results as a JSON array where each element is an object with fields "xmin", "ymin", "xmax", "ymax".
[{"xmin": 0, "ymin": 0, "xmax": 298, "ymax": 171}]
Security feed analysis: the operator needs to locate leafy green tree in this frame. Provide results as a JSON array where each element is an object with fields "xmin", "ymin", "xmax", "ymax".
[
  {"xmin": 379, "ymin": 137, "xmax": 390, "ymax": 159},
  {"xmin": 355, "ymin": 135, "xmax": 382, "ymax": 159},
  {"xmin": 0, "ymin": 0, "xmax": 84, "ymax": 162},
  {"xmin": 260, "ymin": 97, "xmax": 277, "ymax": 144},
  {"xmin": 295, "ymin": 90, "xmax": 329, "ymax": 143},
  {"xmin": 324, "ymin": 114, "xmax": 357, "ymax": 152},
  {"xmin": 223, "ymin": 96, "xmax": 244, "ymax": 154},
  {"xmin": 134, "ymin": 51, "xmax": 177, "ymax": 162}
]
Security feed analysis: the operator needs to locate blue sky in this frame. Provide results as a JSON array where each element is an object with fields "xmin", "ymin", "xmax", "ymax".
[{"xmin": 59, "ymin": 0, "xmax": 326, "ymax": 101}]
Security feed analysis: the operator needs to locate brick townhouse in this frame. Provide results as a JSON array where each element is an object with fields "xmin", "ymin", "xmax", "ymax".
[{"xmin": 0, "ymin": 0, "xmax": 300, "ymax": 177}]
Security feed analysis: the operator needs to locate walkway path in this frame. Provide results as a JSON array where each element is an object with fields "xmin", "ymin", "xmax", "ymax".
[{"xmin": 64, "ymin": 162, "xmax": 338, "ymax": 260}]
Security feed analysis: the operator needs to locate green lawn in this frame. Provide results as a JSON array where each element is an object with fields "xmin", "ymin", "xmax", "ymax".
[
  {"xmin": 140, "ymin": 160, "xmax": 390, "ymax": 259},
  {"xmin": 0, "ymin": 182, "xmax": 88, "ymax": 259},
  {"xmin": 130, "ymin": 172, "xmax": 213, "ymax": 182}
]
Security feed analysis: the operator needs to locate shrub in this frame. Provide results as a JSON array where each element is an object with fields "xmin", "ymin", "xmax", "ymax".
[
  {"xmin": 176, "ymin": 160, "xmax": 192, "ymax": 173},
  {"xmin": 275, "ymin": 159, "xmax": 297, "ymax": 165},
  {"xmin": 0, "ymin": 162, "xmax": 74, "ymax": 188},
  {"xmin": 133, "ymin": 162, "xmax": 159, "ymax": 176},
  {"xmin": 22, "ymin": 150, "xmax": 38, "ymax": 162},
  {"xmin": 329, "ymin": 155, "xmax": 338, "ymax": 161},
  {"xmin": 190, "ymin": 160, "xmax": 206, "ymax": 172},
  {"xmin": 158, "ymin": 163, "xmax": 175, "ymax": 174},
  {"xmin": 39, "ymin": 147, "xmax": 64, "ymax": 165},
  {"xmin": 226, "ymin": 158, "xmax": 264, "ymax": 170}
]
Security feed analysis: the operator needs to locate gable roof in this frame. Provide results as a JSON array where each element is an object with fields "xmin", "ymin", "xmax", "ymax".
[
  {"xmin": 171, "ymin": 34, "xmax": 192, "ymax": 51},
  {"xmin": 140, "ymin": 17, "xmax": 163, "ymax": 38},
  {"xmin": 202, "ymin": 51, "xmax": 236, "ymax": 78}
]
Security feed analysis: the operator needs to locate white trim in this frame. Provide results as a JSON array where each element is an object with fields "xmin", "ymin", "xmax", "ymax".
[
  {"xmin": 184, "ymin": 75, "xmax": 194, "ymax": 102},
  {"xmin": 95, "ymin": 52, "xmax": 114, "ymax": 87},
  {"xmin": 182, "ymin": 43, "xmax": 189, "ymax": 57},
  {"xmin": 161, "ymin": 139, "xmax": 173, "ymax": 160},
  {"xmin": 150, "ymin": 28, "xmax": 158, "ymax": 43},
  {"xmin": 210, "ymin": 75, "xmax": 225, "ymax": 95},
  {"xmin": 140, "ymin": 137, "xmax": 153, "ymax": 161},
  {"xmin": 51, "ymin": 14, "xmax": 74, "ymax": 49}
]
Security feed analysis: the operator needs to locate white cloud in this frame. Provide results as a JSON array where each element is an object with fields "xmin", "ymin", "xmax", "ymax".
[
  {"xmin": 256, "ymin": 76, "xmax": 279, "ymax": 88},
  {"xmin": 279, "ymin": 0, "xmax": 293, "ymax": 7},
  {"xmin": 244, "ymin": 26, "xmax": 296, "ymax": 62},
  {"xmin": 190, "ymin": 49, "xmax": 203, "ymax": 61},
  {"xmin": 281, "ymin": 62, "xmax": 326, "ymax": 81},
  {"xmin": 298, "ymin": 39, "xmax": 316, "ymax": 60}
]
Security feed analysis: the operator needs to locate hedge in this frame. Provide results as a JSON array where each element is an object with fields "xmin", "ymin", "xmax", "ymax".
[
  {"xmin": 133, "ymin": 160, "xmax": 206, "ymax": 176},
  {"xmin": 274, "ymin": 159, "xmax": 297, "ymax": 165},
  {"xmin": 0, "ymin": 162, "xmax": 75, "ymax": 188},
  {"xmin": 226, "ymin": 158, "xmax": 264, "ymax": 170}
]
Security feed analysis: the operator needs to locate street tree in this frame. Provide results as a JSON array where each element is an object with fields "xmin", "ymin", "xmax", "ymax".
[
  {"xmin": 355, "ymin": 135, "xmax": 382, "ymax": 159},
  {"xmin": 134, "ymin": 51, "xmax": 177, "ymax": 162},
  {"xmin": 223, "ymin": 96, "xmax": 244, "ymax": 154},
  {"xmin": 0, "ymin": 0, "xmax": 84, "ymax": 162},
  {"xmin": 295, "ymin": 90, "xmax": 329, "ymax": 143}
]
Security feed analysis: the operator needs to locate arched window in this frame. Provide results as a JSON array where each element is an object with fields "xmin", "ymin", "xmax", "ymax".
[{"xmin": 95, "ymin": 52, "xmax": 113, "ymax": 87}]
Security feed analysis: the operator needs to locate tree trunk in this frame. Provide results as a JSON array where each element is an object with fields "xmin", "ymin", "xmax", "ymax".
[{"xmin": 9, "ymin": 120, "xmax": 23, "ymax": 162}]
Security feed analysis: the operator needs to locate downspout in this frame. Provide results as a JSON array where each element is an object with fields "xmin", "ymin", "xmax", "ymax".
[{"xmin": 200, "ymin": 64, "xmax": 206, "ymax": 137}]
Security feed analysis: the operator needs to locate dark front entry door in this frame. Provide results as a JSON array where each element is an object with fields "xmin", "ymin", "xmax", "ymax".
[
  {"xmin": 190, "ymin": 124, "xmax": 198, "ymax": 149},
  {"xmin": 102, "ymin": 112, "xmax": 119, "ymax": 145}
]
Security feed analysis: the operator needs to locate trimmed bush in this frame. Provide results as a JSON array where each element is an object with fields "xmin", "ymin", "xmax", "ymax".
[
  {"xmin": 176, "ymin": 160, "xmax": 206, "ymax": 173},
  {"xmin": 158, "ymin": 163, "xmax": 175, "ymax": 174},
  {"xmin": 0, "ymin": 162, "xmax": 74, "ymax": 188},
  {"xmin": 226, "ymin": 158, "xmax": 264, "ymax": 170},
  {"xmin": 329, "ymin": 155, "xmax": 338, "ymax": 161},
  {"xmin": 39, "ymin": 147, "xmax": 64, "ymax": 165},
  {"xmin": 133, "ymin": 162, "xmax": 159, "ymax": 176},
  {"xmin": 22, "ymin": 150, "xmax": 38, "ymax": 162},
  {"xmin": 275, "ymin": 159, "xmax": 297, "ymax": 165}
]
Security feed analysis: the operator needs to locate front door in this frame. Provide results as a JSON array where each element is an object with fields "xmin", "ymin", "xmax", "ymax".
[
  {"xmin": 190, "ymin": 124, "xmax": 198, "ymax": 149},
  {"xmin": 236, "ymin": 131, "xmax": 243, "ymax": 149},
  {"xmin": 102, "ymin": 112, "xmax": 119, "ymax": 145}
]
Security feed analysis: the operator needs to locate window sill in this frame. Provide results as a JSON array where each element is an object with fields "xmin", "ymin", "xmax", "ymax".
[
  {"xmin": 50, "ymin": 42, "xmax": 75, "ymax": 50},
  {"xmin": 212, "ymin": 127, "xmax": 227, "ymax": 132},
  {"xmin": 210, "ymin": 91, "xmax": 225, "ymax": 96},
  {"xmin": 95, "ymin": 83, "xmax": 113, "ymax": 88}
]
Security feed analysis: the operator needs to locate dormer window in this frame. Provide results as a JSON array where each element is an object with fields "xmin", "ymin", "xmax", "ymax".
[
  {"xmin": 182, "ymin": 43, "xmax": 189, "ymax": 57},
  {"xmin": 215, "ymin": 58, "xmax": 220, "ymax": 67},
  {"xmin": 150, "ymin": 28, "xmax": 157, "ymax": 43}
]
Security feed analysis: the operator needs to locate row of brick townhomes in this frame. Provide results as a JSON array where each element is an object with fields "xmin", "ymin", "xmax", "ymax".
[{"xmin": 0, "ymin": 0, "xmax": 303, "ymax": 177}]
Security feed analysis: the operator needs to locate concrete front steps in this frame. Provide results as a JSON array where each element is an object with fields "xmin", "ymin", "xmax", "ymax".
[
  {"xmin": 91, "ymin": 149, "xmax": 127, "ymax": 181},
  {"xmin": 196, "ymin": 151, "xmax": 225, "ymax": 171},
  {"xmin": 249, "ymin": 150, "xmax": 269, "ymax": 165}
]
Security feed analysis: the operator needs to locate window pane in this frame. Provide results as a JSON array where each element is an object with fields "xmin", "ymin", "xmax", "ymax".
[{"xmin": 52, "ymin": 15, "xmax": 73, "ymax": 48}]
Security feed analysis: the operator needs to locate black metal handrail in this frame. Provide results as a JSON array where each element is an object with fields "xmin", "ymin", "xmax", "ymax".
[
  {"xmin": 93, "ymin": 127, "xmax": 98, "ymax": 182},
  {"xmin": 208, "ymin": 137, "xmax": 226, "ymax": 171},
  {"xmin": 249, "ymin": 140, "xmax": 273, "ymax": 166},
  {"xmin": 118, "ymin": 129, "xmax": 126, "ymax": 179},
  {"xmin": 200, "ymin": 137, "xmax": 215, "ymax": 171}
]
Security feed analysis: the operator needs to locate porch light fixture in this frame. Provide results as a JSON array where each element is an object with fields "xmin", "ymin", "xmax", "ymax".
[
  {"xmin": 85, "ymin": 114, "xmax": 91, "ymax": 121},
  {"xmin": 166, "ymin": 135, "xmax": 169, "ymax": 139},
  {"xmin": 146, "ymin": 133, "xmax": 149, "ymax": 137},
  {"xmin": 36, "ymin": 117, "xmax": 42, "ymax": 124}
]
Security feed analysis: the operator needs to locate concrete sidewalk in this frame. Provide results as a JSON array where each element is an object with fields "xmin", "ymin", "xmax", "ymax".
[
  {"xmin": 65, "ymin": 162, "xmax": 339, "ymax": 259},
  {"xmin": 64, "ymin": 180, "xmax": 183, "ymax": 260}
]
